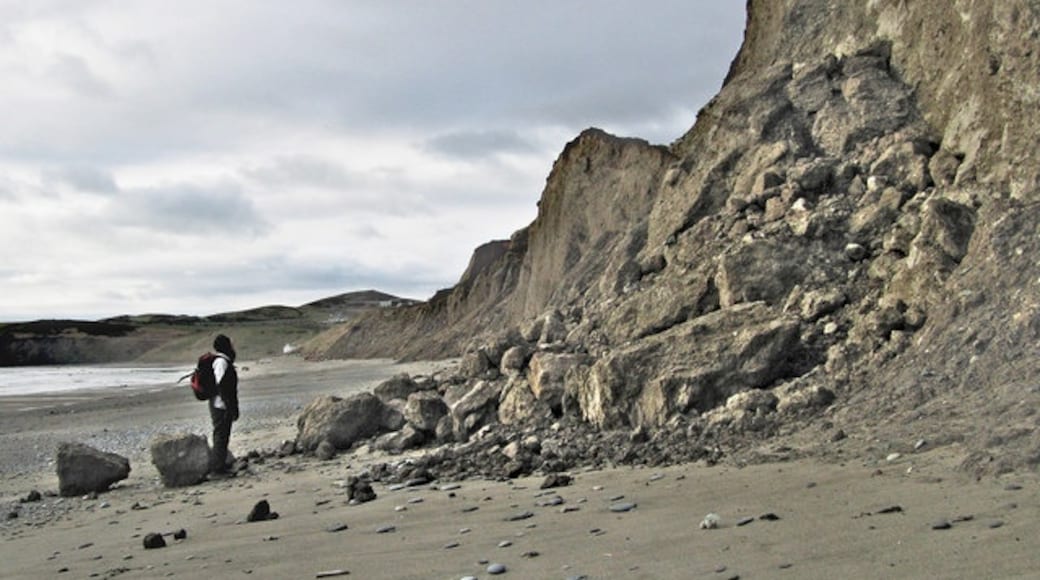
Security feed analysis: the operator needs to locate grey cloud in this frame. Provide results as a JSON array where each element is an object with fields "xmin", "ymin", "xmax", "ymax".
[
  {"xmin": 422, "ymin": 129, "xmax": 537, "ymax": 159},
  {"xmin": 42, "ymin": 165, "xmax": 118, "ymax": 194},
  {"xmin": 47, "ymin": 53, "xmax": 112, "ymax": 98},
  {"xmin": 111, "ymin": 182, "xmax": 270, "ymax": 236},
  {"xmin": 240, "ymin": 155, "xmax": 359, "ymax": 190},
  {"xmin": 0, "ymin": 2, "xmax": 745, "ymax": 166}
]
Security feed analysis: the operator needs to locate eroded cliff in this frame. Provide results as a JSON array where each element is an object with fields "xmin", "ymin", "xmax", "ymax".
[{"xmin": 310, "ymin": 0, "xmax": 1040, "ymax": 474}]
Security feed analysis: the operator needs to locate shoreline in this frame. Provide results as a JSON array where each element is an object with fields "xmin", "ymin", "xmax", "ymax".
[
  {"xmin": 2, "ymin": 357, "xmax": 1040, "ymax": 579},
  {"xmin": 0, "ymin": 357, "xmax": 450, "ymax": 497}
]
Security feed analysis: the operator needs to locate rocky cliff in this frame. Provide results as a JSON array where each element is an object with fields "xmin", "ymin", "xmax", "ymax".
[{"xmin": 311, "ymin": 0, "xmax": 1040, "ymax": 474}]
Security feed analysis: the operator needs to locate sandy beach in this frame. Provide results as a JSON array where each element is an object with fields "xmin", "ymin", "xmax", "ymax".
[{"xmin": 2, "ymin": 357, "xmax": 1039, "ymax": 579}]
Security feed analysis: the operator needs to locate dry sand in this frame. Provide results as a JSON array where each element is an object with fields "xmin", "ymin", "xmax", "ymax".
[{"xmin": 2, "ymin": 357, "xmax": 1039, "ymax": 579}]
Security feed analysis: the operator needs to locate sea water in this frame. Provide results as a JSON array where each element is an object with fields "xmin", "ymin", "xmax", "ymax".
[{"xmin": 0, "ymin": 365, "xmax": 188, "ymax": 397}]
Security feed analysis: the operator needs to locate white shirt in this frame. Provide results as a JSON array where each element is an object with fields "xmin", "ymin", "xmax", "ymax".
[{"xmin": 212, "ymin": 354, "xmax": 229, "ymax": 409}]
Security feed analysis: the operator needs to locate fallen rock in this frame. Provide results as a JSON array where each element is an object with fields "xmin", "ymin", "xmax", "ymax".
[
  {"xmin": 450, "ymin": 380, "xmax": 503, "ymax": 440},
  {"xmin": 296, "ymin": 393, "xmax": 394, "ymax": 452},
  {"xmin": 56, "ymin": 442, "xmax": 130, "ymax": 497},
  {"xmin": 150, "ymin": 432, "xmax": 211, "ymax": 488},
  {"xmin": 374, "ymin": 425, "xmax": 426, "ymax": 454}
]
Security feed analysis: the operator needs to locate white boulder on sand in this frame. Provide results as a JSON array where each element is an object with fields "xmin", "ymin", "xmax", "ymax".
[{"xmin": 150, "ymin": 432, "xmax": 211, "ymax": 487}]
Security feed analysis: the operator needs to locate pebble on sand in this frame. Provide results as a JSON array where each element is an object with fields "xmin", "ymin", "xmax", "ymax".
[
  {"xmin": 609, "ymin": 502, "xmax": 637, "ymax": 513},
  {"xmin": 487, "ymin": 562, "xmax": 507, "ymax": 574}
]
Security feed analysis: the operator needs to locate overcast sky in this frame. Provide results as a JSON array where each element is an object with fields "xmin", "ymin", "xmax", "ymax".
[{"xmin": 0, "ymin": 1, "xmax": 746, "ymax": 321}]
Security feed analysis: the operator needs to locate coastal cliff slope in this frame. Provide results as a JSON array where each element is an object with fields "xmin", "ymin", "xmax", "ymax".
[{"xmin": 311, "ymin": 0, "xmax": 1040, "ymax": 474}]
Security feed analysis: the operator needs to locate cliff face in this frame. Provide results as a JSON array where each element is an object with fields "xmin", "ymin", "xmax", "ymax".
[{"xmin": 313, "ymin": 0, "xmax": 1040, "ymax": 473}]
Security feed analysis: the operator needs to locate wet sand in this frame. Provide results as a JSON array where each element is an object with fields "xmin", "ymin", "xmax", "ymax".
[{"xmin": 2, "ymin": 357, "xmax": 1039, "ymax": 579}]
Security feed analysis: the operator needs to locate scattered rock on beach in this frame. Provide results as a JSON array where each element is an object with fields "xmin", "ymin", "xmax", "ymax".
[
  {"xmin": 247, "ymin": 500, "xmax": 279, "ymax": 522},
  {"xmin": 700, "ymin": 513, "xmax": 720, "ymax": 529},
  {"xmin": 56, "ymin": 442, "xmax": 130, "ymax": 497},
  {"xmin": 505, "ymin": 511, "xmax": 534, "ymax": 522},
  {"xmin": 142, "ymin": 533, "xmax": 166, "ymax": 550},
  {"xmin": 609, "ymin": 502, "xmax": 637, "ymax": 513},
  {"xmin": 21, "ymin": 490, "xmax": 42, "ymax": 503},
  {"xmin": 149, "ymin": 433, "xmax": 210, "ymax": 488},
  {"xmin": 346, "ymin": 476, "xmax": 377, "ymax": 504},
  {"xmin": 315, "ymin": 570, "xmax": 350, "ymax": 579}
]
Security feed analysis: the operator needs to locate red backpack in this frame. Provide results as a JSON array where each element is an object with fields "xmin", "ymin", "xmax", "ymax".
[{"xmin": 190, "ymin": 352, "xmax": 220, "ymax": 401}]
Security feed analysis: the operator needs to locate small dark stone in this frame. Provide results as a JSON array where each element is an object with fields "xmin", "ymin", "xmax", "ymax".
[
  {"xmin": 247, "ymin": 500, "xmax": 273, "ymax": 522},
  {"xmin": 143, "ymin": 533, "xmax": 166, "ymax": 549},
  {"xmin": 989, "ymin": 521, "xmax": 1005, "ymax": 529},
  {"xmin": 326, "ymin": 522, "xmax": 349, "ymax": 533},
  {"xmin": 347, "ymin": 477, "xmax": 377, "ymax": 504},
  {"xmin": 376, "ymin": 525, "xmax": 396, "ymax": 534},
  {"xmin": 876, "ymin": 506, "xmax": 903, "ymax": 514},
  {"xmin": 172, "ymin": 529, "xmax": 187, "ymax": 540},
  {"xmin": 759, "ymin": 512, "xmax": 780, "ymax": 521},
  {"xmin": 21, "ymin": 490, "xmax": 42, "ymax": 503},
  {"xmin": 736, "ymin": 516, "xmax": 754, "ymax": 526},
  {"xmin": 505, "ymin": 510, "xmax": 534, "ymax": 521},
  {"xmin": 931, "ymin": 519, "xmax": 952, "ymax": 530}
]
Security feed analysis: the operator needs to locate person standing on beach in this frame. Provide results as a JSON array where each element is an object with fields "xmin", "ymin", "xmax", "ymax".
[{"xmin": 209, "ymin": 334, "xmax": 239, "ymax": 476}]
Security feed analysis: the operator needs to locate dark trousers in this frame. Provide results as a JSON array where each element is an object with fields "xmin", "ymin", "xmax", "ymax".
[{"xmin": 209, "ymin": 405, "xmax": 233, "ymax": 473}]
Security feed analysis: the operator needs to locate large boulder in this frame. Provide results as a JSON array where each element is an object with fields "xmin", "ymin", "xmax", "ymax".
[
  {"xmin": 296, "ymin": 393, "xmax": 393, "ymax": 452},
  {"xmin": 56, "ymin": 442, "xmax": 130, "ymax": 497},
  {"xmin": 150, "ymin": 432, "xmax": 210, "ymax": 487},
  {"xmin": 404, "ymin": 390, "xmax": 449, "ymax": 433},
  {"xmin": 574, "ymin": 303, "xmax": 806, "ymax": 429}
]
